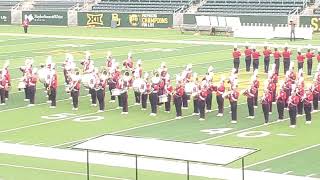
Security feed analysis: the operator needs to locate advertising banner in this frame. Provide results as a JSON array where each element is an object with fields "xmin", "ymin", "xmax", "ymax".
[
  {"xmin": 22, "ymin": 11, "xmax": 68, "ymax": 26},
  {"xmin": 0, "ymin": 11, "xmax": 11, "ymax": 25}
]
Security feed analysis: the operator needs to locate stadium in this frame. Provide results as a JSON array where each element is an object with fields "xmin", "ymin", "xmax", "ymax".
[{"xmin": 0, "ymin": 0, "xmax": 320, "ymax": 179}]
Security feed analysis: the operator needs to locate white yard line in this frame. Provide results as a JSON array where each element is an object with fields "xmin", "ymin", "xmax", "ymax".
[
  {"xmin": 262, "ymin": 168, "xmax": 271, "ymax": 172},
  {"xmin": 1, "ymin": 32, "xmax": 319, "ymax": 49},
  {"xmin": 0, "ymin": 163, "xmax": 131, "ymax": 180},
  {"xmin": 283, "ymin": 171, "xmax": 293, "ymax": 175},
  {"xmin": 306, "ymin": 174, "xmax": 317, "ymax": 177},
  {"xmin": 245, "ymin": 144, "xmax": 320, "ymax": 168}
]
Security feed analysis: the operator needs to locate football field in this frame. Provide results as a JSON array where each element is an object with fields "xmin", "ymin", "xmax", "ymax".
[{"xmin": 0, "ymin": 25, "xmax": 319, "ymax": 180}]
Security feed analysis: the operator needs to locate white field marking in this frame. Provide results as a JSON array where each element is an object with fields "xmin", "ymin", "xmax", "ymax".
[
  {"xmin": 276, "ymin": 133, "xmax": 295, "ymax": 137},
  {"xmin": 16, "ymin": 141, "xmax": 27, "ymax": 144},
  {"xmin": 262, "ymin": 168, "xmax": 271, "ymax": 172},
  {"xmin": 283, "ymin": 171, "xmax": 293, "ymax": 175},
  {"xmin": 306, "ymin": 174, "xmax": 317, "ymax": 177},
  {"xmin": 245, "ymin": 144, "xmax": 320, "ymax": 168},
  {"xmin": 32, "ymin": 142, "xmax": 45, "ymax": 146},
  {"xmin": 197, "ymin": 108, "xmax": 320, "ymax": 143},
  {"xmin": 0, "ymin": 37, "xmax": 66, "ymax": 48},
  {"xmin": 0, "ymin": 163, "xmax": 131, "ymax": 180},
  {"xmin": 50, "ymin": 102, "xmax": 247, "ymax": 148},
  {"xmin": 0, "ymin": 37, "xmax": 39, "ymax": 43}
]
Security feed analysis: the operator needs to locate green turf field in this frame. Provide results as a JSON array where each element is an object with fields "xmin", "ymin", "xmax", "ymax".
[{"xmin": 0, "ymin": 25, "xmax": 319, "ymax": 180}]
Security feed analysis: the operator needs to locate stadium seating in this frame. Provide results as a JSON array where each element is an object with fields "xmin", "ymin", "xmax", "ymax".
[
  {"xmin": 31, "ymin": 0, "xmax": 82, "ymax": 10},
  {"xmin": 197, "ymin": 0, "xmax": 308, "ymax": 15},
  {"xmin": 314, "ymin": 7, "xmax": 320, "ymax": 14},
  {"xmin": 92, "ymin": 0, "xmax": 191, "ymax": 13},
  {"xmin": 0, "ymin": 0, "xmax": 20, "ymax": 10}
]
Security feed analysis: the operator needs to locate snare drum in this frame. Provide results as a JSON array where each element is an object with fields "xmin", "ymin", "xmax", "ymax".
[
  {"xmin": 111, "ymin": 89, "xmax": 121, "ymax": 96},
  {"xmin": 159, "ymin": 94, "xmax": 168, "ymax": 103},
  {"xmin": 185, "ymin": 82, "xmax": 194, "ymax": 95}
]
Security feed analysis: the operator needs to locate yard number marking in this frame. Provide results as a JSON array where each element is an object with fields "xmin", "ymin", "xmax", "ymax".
[{"xmin": 41, "ymin": 113, "xmax": 104, "ymax": 122}]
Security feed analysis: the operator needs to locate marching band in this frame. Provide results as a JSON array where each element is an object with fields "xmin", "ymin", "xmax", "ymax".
[{"xmin": 1, "ymin": 44, "xmax": 320, "ymax": 128}]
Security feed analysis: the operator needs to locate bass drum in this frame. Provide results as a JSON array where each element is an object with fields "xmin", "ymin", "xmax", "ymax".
[
  {"xmin": 185, "ymin": 82, "xmax": 195, "ymax": 95},
  {"xmin": 37, "ymin": 68, "xmax": 49, "ymax": 84},
  {"xmin": 82, "ymin": 73, "xmax": 95, "ymax": 89}
]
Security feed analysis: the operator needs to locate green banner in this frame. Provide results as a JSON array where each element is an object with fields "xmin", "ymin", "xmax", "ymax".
[
  {"xmin": 22, "ymin": 11, "xmax": 68, "ymax": 26},
  {"xmin": 78, "ymin": 12, "xmax": 173, "ymax": 28},
  {"xmin": 0, "ymin": 11, "xmax": 11, "ymax": 25},
  {"xmin": 183, "ymin": 14, "xmax": 287, "ymax": 26},
  {"xmin": 300, "ymin": 16, "xmax": 320, "ymax": 32}
]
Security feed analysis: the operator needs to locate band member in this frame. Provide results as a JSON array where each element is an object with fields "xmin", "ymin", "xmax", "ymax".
[
  {"xmin": 270, "ymin": 66, "xmax": 278, "ymax": 102},
  {"xmin": 267, "ymin": 78, "xmax": 276, "ymax": 114},
  {"xmin": 317, "ymin": 50, "xmax": 320, "ymax": 64},
  {"xmin": 243, "ymin": 84, "xmax": 256, "ymax": 119},
  {"xmin": 133, "ymin": 59, "xmax": 143, "ymax": 105},
  {"xmin": 191, "ymin": 75, "xmax": 200, "ymax": 115},
  {"xmin": 225, "ymin": 85, "xmax": 239, "ymax": 123},
  {"xmin": 252, "ymin": 47, "xmax": 260, "ymax": 72},
  {"xmin": 263, "ymin": 45, "xmax": 272, "ymax": 73},
  {"xmin": 149, "ymin": 72, "xmax": 160, "ymax": 116},
  {"xmin": 22, "ymin": 16, "xmax": 29, "ymax": 33},
  {"xmin": 121, "ymin": 71, "xmax": 131, "ymax": 114},
  {"xmin": 28, "ymin": 68, "xmax": 38, "ymax": 107},
  {"xmin": 70, "ymin": 71, "xmax": 81, "ymax": 110},
  {"xmin": 164, "ymin": 80, "xmax": 173, "ymax": 113},
  {"xmin": 252, "ymin": 70, "xmax": 260, "ymax": 107},
  {"xmin": 182, "ymin": 64, "xmax": 192, "ymax": 109},
  {"xmin": 296, "ymin": 76, "xmax": 305, "ymax": 116},
  {"xmin": 296, "ymin": 49, "xmax": 305, "ymax": 71},
  {"xmin": 109, "ymin": 62, "xmax": 120, "ymax": 103},
  {"xmin": 0, "ymin": 71, "xmax": 6, "ymax": 105},
  {"xmin": 2, "ymin": 61, "xmax": 10, "ymax": 100},
  {"xmin": 303, "ymin": 86, "xmax": 313, "ymax": 124},
  {"xmin": 312, "ymin": 82, "xmax": 320, "ymax": 111},
  {"xmin": 276, "ymin": 82, "xmax": 287, "ymax": 120},
  {"xmin": 288, "ymin": 89, "xmax": 299, "ymax": 128},
  {"xmin": 141, "ymin": 73, "xmax": 150, "ymax": 110},
  {"xmin": 105, "ymin": 51, "xmax": 113, "ymax": 69},
  {"xmin": 123, "ymin": 52, "xmax": 134, "ymax": 71},
  {"xmin": 89, "ymin": 69, "xmax": 98, "ymax": 107},
  {"xmin": 62, "ymin": 53, "xmax": 75, "ymax": 84},
  {"xmin": 306, "ymin": 48, "xmax": 315, "ymax": 76},
  {"xmin": 20, "ymin": 58, "xmax": 33, "ymax": 101},
  {"xmin": 48, "ymin": 68, "xmax": 58, "ymax": 108},
  {"xmin": 96, "ymin": 71, "xmax": 108, "ymax": 112},
  {"xmin": 244, "ymin": 44, "xmax": 252, "ymax": 72},
  {"xmin": 282, "ymin": 46, "xmax": 291, "ymax": 74},
  {"xmin": 261, "ymin": 89, "xmax": 272, "ymax": 124},
  {"xmin": 198, "ymin": 80, "xmax": 208, "ymax": 121},
  {"xmin": 205, "ymin": 74, "xmax": 214, "ymax": 112},
  {"xmin": 273, "ymin": 47, "xmax": 281, "ymax": 74},
  {"xmin": 232, "ymin": 45, "xmax": 241, "ymax": 73},
  {"xmin": 216, "ymin": 77, "xmax": 225, "ymax": 116},
  {"xmin": 81, "ymin": 51, "xmax": 94, "ymax": 74},
  {"xmin": 174, "ymin": 76, "xmax": 184, "ymax": 119}
]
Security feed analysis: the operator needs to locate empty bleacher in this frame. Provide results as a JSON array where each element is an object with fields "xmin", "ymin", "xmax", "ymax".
[
  {"xmin": 314, "ymin": 6, "xmax": 320, "ymax": 14},
  {"xmin": 0, "ymin": 0, "xmax": 20, "ymax": 10},
  {"xmin": 31, "ymin": 0, "xmax": 82, "ymax": 11},
  {"xmin": 197, "ymin": 0, "xmax": 308, "ymax": 15},
  {"xmin": 92, "ymin": 0, "xmax": 191, "ymax": 13}
]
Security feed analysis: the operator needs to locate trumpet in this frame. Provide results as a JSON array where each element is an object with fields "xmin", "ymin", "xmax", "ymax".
[{"xmin": 222, "ymin": 91, "xmax": 232, "ymax": 98}]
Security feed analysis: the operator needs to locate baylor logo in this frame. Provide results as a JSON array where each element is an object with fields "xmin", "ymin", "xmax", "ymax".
[
  {"xmin": 87, "ymin": 14, "xmax": 103, "ymax": 26},
  {"xmin": 311, "ymin": 17, "xmax": 320, "ymax": 32},
  {"xmin": 111, "ymin": 13, "xmax": 121, "ymax": 26},
  {"xmin": 129, "ymin": 14, "xmax": 139, "ymax": 26}
]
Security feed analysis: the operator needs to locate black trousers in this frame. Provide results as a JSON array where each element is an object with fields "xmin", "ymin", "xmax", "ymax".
[
  {"xmin": 253, "ymin": 60, "xmax": 259, "ymax": 72},
  {"xmin": 275, "ymin": 59, "xmax": 280, "ymax": 74},
  {"xmin": 71, "ymin": 90, "xmax": 79, "ymax": 108},
  {"xmin": 134, "ymin": 91, "xmax": 141, "ymax": 104},
  {"xmin": 245, "ymin": 56, "xmax": 251, "ymax": 72},
  {"xmin": 254, "ymin": 91, "xmax": 259, "ymax": 106},
  {"xmin": 264, "ymin": 56, "xmax": 270, "ymax": 73},
  {"xmin": 174, "ymin": 96, "xmax": 182, "ymax": 117},
  {"xmin": 289, "ymin": 106, "xmax": 297, "ymax": 125},
  {"xmin": 297, "ymin": 101, "xmax": 303, "ymax": 115},
  {"xmin": 141, "ymin": 94, "xmax": 148, "ymax": 109},
  {"xmin": 216, "ymin": 95, "xmax": 224, "ymax": 114},
  {"xmin": 121, "ymin": 92, "xmax": 128, "ymax": 112},
  {"xmin": 165, "ymin": 94, "xmax": 171, "ymax": 112},
  {"xmin": 182, "ymin": 93, "xmax": 188, "ymax": 108},
  {"xmin": 262, "ymin": 103, "xmax": 270, "ymax": 123},
  {"xmin": 97, "ymin": 89, "xmax": 105, "ymax": 111},
  {"xmin": 283, "ymin": 59, "xmax": 290, "ymax": 74},
  {"xmin": 89, "ymin": 88, "xmax": 97, "ymax": 105},
  {"xmin": 193, "ymin": 99, "xmax": 199, "ymax": 113},
  {"xmin": 307, "ymin": 59, "xmax": 312, "ymax": 75},
  {"xmin": 24, "ymin": 26, "xmax": 28, "ymax": 33},
  {"xmin": 109, "ymin": 83, "xmax": 116, "ymax": 101},
  {"xmin": 25, "ymin": 86, "xmax": 29, "ymax": 99},
  {"xmin": 5, "ymin": 90, "xmax": 8, "ymax": 99},
  {"xmin": 118, "ymin": 93, "xmax": 122, "ymax": 107},
  {"xmin": 198, "ymin": 100, "xmax": 206, "ymax": 119},
  {"xmin": 29, "ymin": 86, "xmax": 36, "ymax": 104},
  {"xmin": 304, "ymin": 104, "xmax": 312, "ymax": 122},
  {"xmin": 49, "ymin": 88, "xmax": 57, "ymax": 106},
  {"xmin": 230, "ymin": 101, "xmax": 237, "ymax": 121},
  {"xmin": 234, "ymin": 58, "xmax": 240, "ymax": 73},
  {"xmin": 63, "ymin": 69, "xmax": 69, "ymax": 84},
  {"xmin": 277, "ymin": 101, "xmax": 285, "ymax": 119},
  {"xmin": 298, "ymin": 62, "xmax": 303, "ymax": 71},
  {"xmin": 313, "ymin": 93, "xmax": 319, "ymax": 110},
  {"xmin": 269, "ymin": 101, "xmax": 272, "ymax": 113},
  {"xmin": 150, "ymin": 93, "xmax": 158, "ymax": 114},
  {"xmin": 206, "ymin": 93, "xmax": 212, "ymax": 110},
  {"xmin": 272, "ymin": 88, "xmax": 277, "ymax": 102},
  {"xmin": 0, "ymin": 88, "xmax": 5, "ymax": 103},
  {"xmin": 247, "ymin": 97, "xmax": 254, "ymax": 116}
]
